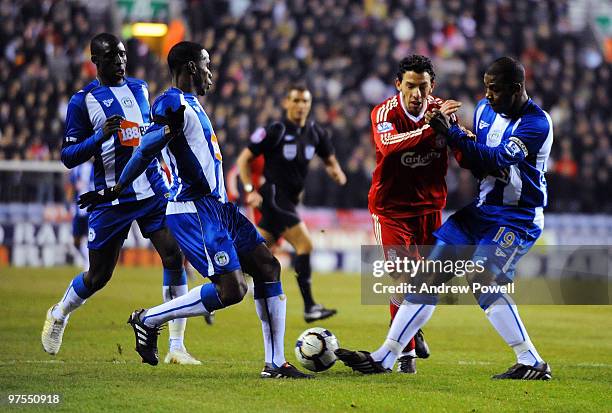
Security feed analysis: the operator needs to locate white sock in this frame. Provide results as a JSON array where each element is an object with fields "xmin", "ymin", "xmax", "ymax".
[
  {"xmin": 371, "ymin": 301, "xmax": 436, "ymax": 369},
  {"xmin": 79, "ymin": 241, "xmax": 89, "ymax": 271},
  {"xmin": 52, "ymin": 274, "xmax": 91, "ymax": 321},
  {"xmin": 142, "ymin": 285, "xmax": 210, "ymax": 327},
  {"xmin": 255, "ymin": 295, "xmax": 287, "ymax": 368},
  {"xmin": 485, "ymin": 294, "xmax": 543, "ymax": 366},
  {"xmin": 163, "ymin": 284, "xmax": 188, "ymax": 351}
]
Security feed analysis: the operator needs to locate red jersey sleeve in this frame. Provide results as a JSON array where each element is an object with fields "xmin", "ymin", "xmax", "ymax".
[{"xmin": 370, "ymin": 105, "xmax": 433, "ymax": 157}]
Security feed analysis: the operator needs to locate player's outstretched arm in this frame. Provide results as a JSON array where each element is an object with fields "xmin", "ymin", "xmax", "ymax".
[
  {"xmin": 117, "ymin": 105, "xmax": 186, "ymax": 189},
  {"xmin": 78, "ymin": 106, "xmax": 185, "ymax": 211},
  {"xmin": 430, "ymin": 111, "xmax": 526, "ymax": 171},
  {"xmin": 323, "ymin": 155, "xmax": 347, "ymax": 186}
]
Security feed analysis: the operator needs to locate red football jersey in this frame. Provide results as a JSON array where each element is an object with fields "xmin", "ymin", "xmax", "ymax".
[{"xmin": 368, "ymin": 93, "xmax": 449, "ymax": 218}]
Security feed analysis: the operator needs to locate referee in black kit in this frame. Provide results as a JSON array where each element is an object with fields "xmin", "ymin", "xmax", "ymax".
[{"xmin": 237, "ymin": 84, "xmax": 347, "ymax": 322}]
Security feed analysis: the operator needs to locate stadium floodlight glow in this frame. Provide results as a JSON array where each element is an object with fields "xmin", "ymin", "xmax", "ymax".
[{"xmin": 131, "ymin": 23, "xmax": 168, "ymax": 37}]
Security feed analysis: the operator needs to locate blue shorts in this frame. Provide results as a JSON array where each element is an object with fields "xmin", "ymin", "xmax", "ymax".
[
  {"xmin": 73, "ymin": 214, "xmax": 89, "ymax": 238},
  {"xmin": 87, "ymin": 196, "xmax": 167, "ymax": 250},
  {"xmin": 166, "ymin": 197, "xmax": 265, "ymax": 278},
  {"xmin": 433, "ymin": 202, "xmax": 542, "ymax": 283}
]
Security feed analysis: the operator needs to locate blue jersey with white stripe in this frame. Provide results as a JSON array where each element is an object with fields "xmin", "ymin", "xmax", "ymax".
[
  {"xmin": 62, "ymin": 78, "xmax": 167, "ymax": 206},
  {"xmin": 150, "ymin": 87, "xmax": 226, "ymax": 202},
  {"xmin": 465, "ymin": 98, "xmax": 553, "ymax": 227},
  {"xmin": 473, "ymin": 98, "xmax": 553, "ymax": 207}
]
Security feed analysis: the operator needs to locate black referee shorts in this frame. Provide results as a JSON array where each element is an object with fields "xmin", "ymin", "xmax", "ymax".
[{"xmin": 258, "ymin": 182, "xmax": 301, "ymax": 239}]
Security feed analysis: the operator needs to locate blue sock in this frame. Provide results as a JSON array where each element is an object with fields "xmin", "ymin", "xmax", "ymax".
[
  {"xmin": 163, "ymin": 268, "xmax": 187, "ymax": 288},
  {"xmin": 54, "ymin": 272, "xmax": 93, "ymax": 319},
  {"xmin": 72, "ymin": 272, "xmax": 93, "ymax": 299},
  {"xmin": 200, "ymin": 283, "xmax": 224, "ymax": 311}
]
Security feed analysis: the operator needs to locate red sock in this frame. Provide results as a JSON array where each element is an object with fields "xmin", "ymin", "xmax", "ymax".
[
  {"xmin": 389, "ymin": 298, "xmax": 415, "ymax": 353},
  {"xmin": 389, "ymin": 298, "xmax": 400, "ymax": 322}
]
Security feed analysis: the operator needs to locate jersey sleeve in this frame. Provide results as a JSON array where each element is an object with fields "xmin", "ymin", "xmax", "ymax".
[
  {"xmin": 118, "ymin": 93, "xmax": 179, "ymax": 189},
  {"xmin": 151, "ymin": 93, "xmax": 182, "ymax": 122},
  {"xmin": 118, "ymin": 125, "xmax": 170, "ymax": 188},
  {"xmin": 447, "ymin": 123, "xmax": 529, "ymax": 171},
  {"xmin": 248, "ymin": 121, "xmax": 285, "ymax": 156},
  {"xmin": 61, "ymin": 93, "xmax": 104, "ymax": 168},
  {"xmin": 509, "ymin": 112, "xmax": 552, "ymax": 157},
  {"xmin": 370, "ymin": 106, "xmax": 432, "ymax": 157},
  {"xmin": 314, "ymin": 123, "xmax": 334, "ymax": 159}
]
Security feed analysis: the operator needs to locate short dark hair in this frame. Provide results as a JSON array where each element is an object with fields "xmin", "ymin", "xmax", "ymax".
[
  {"xmin": 397, "ymin": 55, "xmax": 435, "ymax": 82},
  {"xmin": 287, "ymin": 83, "xmax": 309, "ymax": 95},
  {"xmin": 167, "ymin": 41, "xmax": 204, "ymax": 75},
  {"xmin": 90, "ymin": 33, "xmax": 120, "ymax": 56},
  {"xmin": 486, "ymin": 56, "xmax": 525, "ymax": 84}
]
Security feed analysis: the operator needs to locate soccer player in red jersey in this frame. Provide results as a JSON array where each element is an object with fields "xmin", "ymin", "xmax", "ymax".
[{"xmin": 368, "ymin": 55, "xmax": 461, "ymax": 373}]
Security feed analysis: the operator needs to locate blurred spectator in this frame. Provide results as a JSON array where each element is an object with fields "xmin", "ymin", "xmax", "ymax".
[{"xmin": 1, "ymin": 0, "xmax": 610, "ymax": 212}]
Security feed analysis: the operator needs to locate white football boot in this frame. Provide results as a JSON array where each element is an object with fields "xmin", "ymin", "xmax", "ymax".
[
  {"xmin": 41, "ymin": 305, "xmax": 69, "ymax": 355},
  {"xmin": 164, "ymin": 348, "xmax": 202, "ymax": 365}
]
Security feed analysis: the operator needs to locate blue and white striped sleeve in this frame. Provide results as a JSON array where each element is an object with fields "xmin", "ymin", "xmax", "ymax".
[
  {"xmin": 117, "ymin": 93, "xmax": 181, "ymax": 188},
  {"xmin": 61, "ymin": 93, "xmax": 104, "ymax": 168},
  {"xmin": 446, "ymin": 124, "xmax": 526, "ymax": 171}
]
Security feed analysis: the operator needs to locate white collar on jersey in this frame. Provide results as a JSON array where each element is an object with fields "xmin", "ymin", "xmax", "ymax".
[{"xmin": 399, "ymin": 92, "xmax": 428, "ymax": 122}]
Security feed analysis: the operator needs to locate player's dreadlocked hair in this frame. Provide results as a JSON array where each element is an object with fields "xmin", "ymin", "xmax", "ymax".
[
  {"xmin": 397, "ymin": 55, "xmax": 436, "ymax": 82},
  {"xmin": 168, "ymin": 41, "xmax": 204, "ymax": 75},
  {"xmin": 90, "ymin": 33, "xmax": 120, "ymax": 56},
  {"xmin": 486, "ymin": 56, "xmax": 525, "ymax": 84}
]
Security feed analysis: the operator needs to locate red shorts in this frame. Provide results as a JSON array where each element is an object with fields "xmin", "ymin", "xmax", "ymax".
[{"xmin": 371, "ymin": 210, "xmax": 442, "ymax": 259}]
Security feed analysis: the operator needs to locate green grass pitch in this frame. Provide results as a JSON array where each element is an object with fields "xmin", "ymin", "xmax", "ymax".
[{"xmin": 1, "ymin": 267, "xmax": 611, "ymax": 412}]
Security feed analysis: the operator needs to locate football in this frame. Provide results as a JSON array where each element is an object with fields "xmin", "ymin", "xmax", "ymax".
[{"xmin": 294, "ymin": 327, "xmax": 339, "ymax": 372}]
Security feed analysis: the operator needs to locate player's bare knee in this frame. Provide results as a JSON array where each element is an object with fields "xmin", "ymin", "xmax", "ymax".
[
  {"xmin": 267, "ymin": 255, "xmax": 281, "ymax": 282},
  {"xmin": 222, "ymin": 282, "xmax": 247, "ymax": 306},
  {"xmin": 466, "ymin": 270, "xmax": 495, "ymax": 287},
  {"xmin": 412, "ymin": 270, "xmax": 441, "ymax": 290},
  {"xmin": 255, "ymin": 254, "xmax": 281, "ymax": 283},
  {"xmin": 217, "ymin": 272, "xmax": 248, "ymax": 306},
  {"xmin": 247, "ymin": 244, "xmax": 281, "ymax": 283},
  {"xmin": 466, "ymin": 270, "xmax": 496, "ymax": 301},
  {"xmin": 160, "ymin": 246, "xmax": 184, "ymax": 271},
  {"xmin": 84, "ymin": 269, "xmax": 112, "ymax": 292}
]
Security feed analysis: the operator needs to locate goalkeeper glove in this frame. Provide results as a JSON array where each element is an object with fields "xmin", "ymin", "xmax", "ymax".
[
  {"xmin": 78, "ymin": 184, "xmax": 122, "ymax": 212},
  {"xmin": 165, "ymin": 105, "xmax": 185, "ymax": 136},
  {"xmin": 428, "ymin": 110, "xmax": 452, "ymax": 136}
]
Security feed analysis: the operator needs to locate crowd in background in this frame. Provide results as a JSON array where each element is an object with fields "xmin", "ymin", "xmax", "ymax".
[{"xmin": 0, "ymin": 0, "xmax": 610, "ymax": 212}]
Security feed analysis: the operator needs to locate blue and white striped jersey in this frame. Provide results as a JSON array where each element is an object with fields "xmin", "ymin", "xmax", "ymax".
[
  {"xmin": 473, "ymin": 98, "xmax": 553, "ymax": 211},
  {"xmin": 62, "ymin": 78, "xmax": 167, "ymax": 206},
  {"xmin": 447, "ymin": 98, "xmax": 553, "ymax": 229},
  {"xmin": 149, "ymin": 87, "xmax": 227, "ymax": 203}
]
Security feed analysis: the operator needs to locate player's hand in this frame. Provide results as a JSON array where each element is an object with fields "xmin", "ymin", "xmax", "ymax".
[
  {"xmin": 425, "ymin": 111, "xmax": 435, "ymax": 124},
  {"xmin": 439, "ymin": 99, "xmax": 462, "ymax": 116},
  {"xmin": 77, "ymin": 184, "xmax": 122, "ymax": 212},
  {"xmin": 458, "ymin": 125, "xmax": 477, "ymax": 141},
  {"xmin": 335, "ymin": 171, "xmax": 347, "ymax": 186},
  {"xmin": 428, "ymin": 110, "xmax": 452, "ymax": 136},
  {"xmin": 101, "ymin": 115, "xmax": 124, "ymax": 142},
  {"xmin": 246, "ymin": 190, "xmax": 263, "ymax": 209},
  {"xmin": 165, "ymin": 105, "xmax": 186, "ymax": 136}
]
